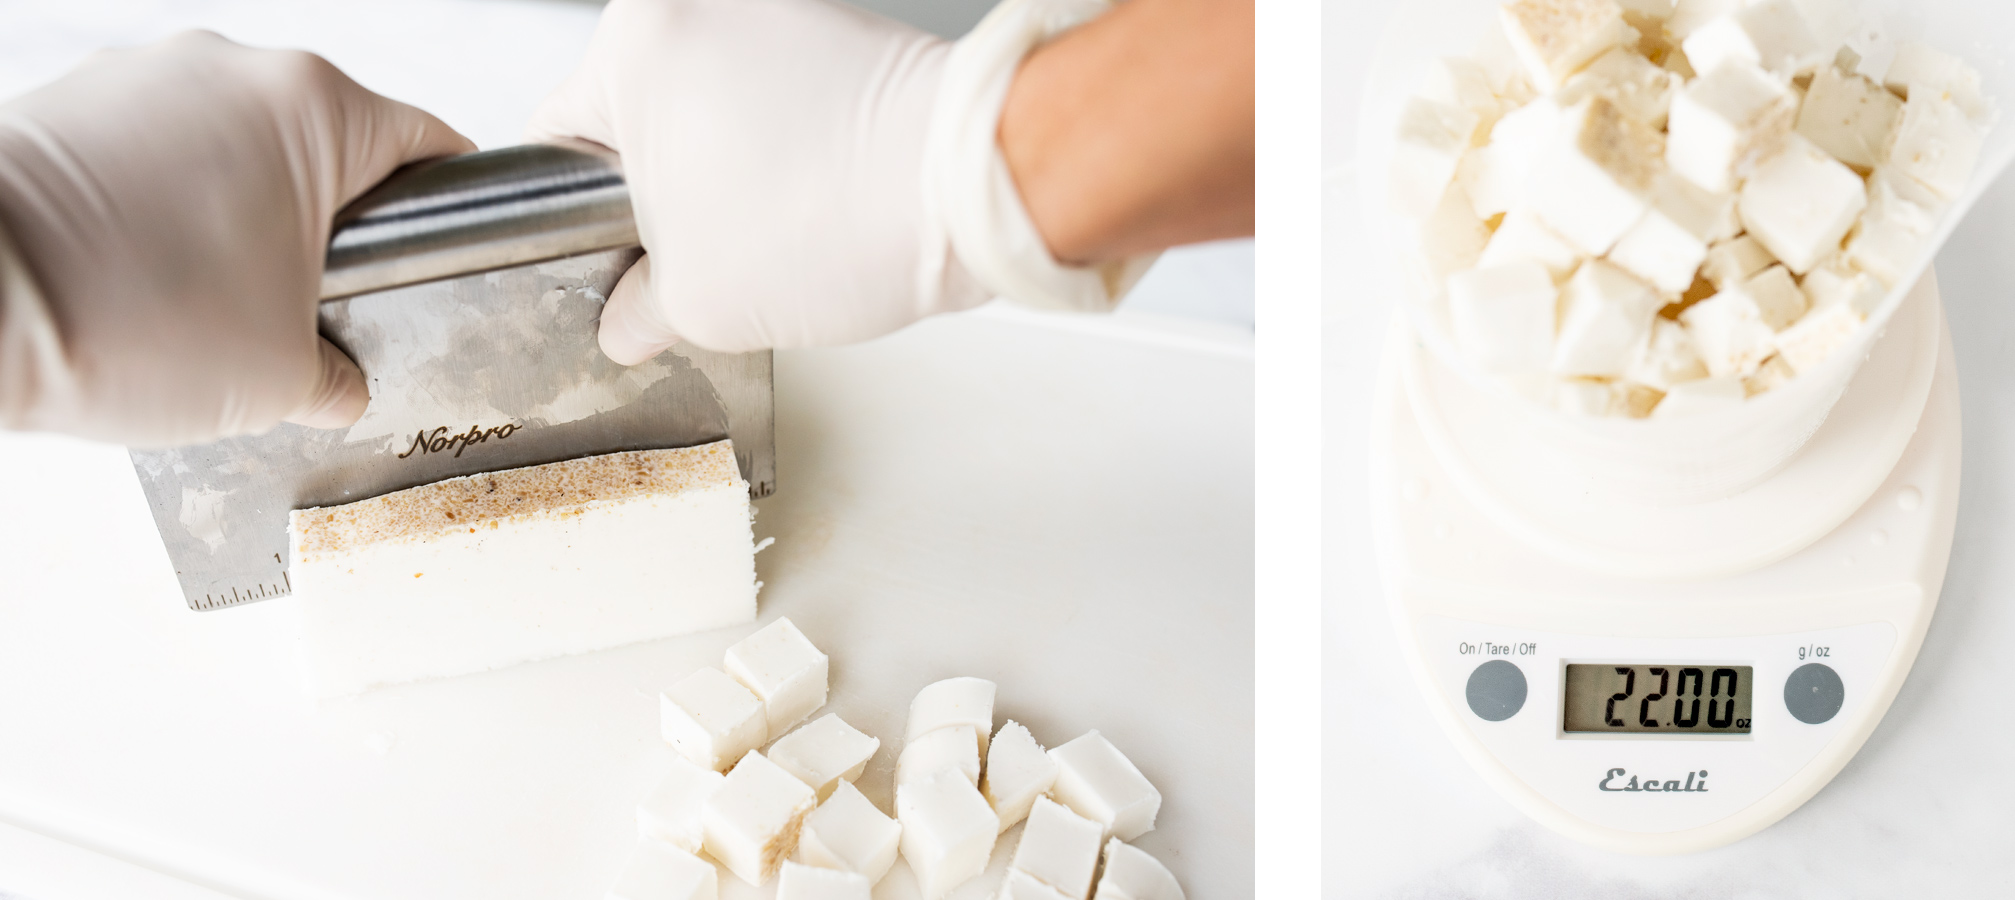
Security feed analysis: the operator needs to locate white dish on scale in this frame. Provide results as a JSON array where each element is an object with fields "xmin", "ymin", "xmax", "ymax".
[{"xmin": 1370, "ymin": 272, "xmax": 1960, "ymax": 855}]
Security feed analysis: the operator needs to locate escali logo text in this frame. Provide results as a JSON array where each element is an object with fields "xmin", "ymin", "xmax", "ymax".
[
  {"xmin": 1599, "ymin": 768, "xmax": 1709, "ymax": 793},
  {"xmin": 398, "ymin": 423, "xmax": 522, "ymax": 459}
]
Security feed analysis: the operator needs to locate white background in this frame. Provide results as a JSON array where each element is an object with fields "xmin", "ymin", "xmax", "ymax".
[{"xmin": 1327, "ymin": 0, "xmax": 2015, "ymax": 895}]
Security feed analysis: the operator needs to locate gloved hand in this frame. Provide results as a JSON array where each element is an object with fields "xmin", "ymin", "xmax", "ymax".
[
  {"xmin": 525, "ymin": 0, "xmax": 1153, "ymax": 363},
  {"xmin": 0, "ymin": 31, "xmax": 473, "ymax": 447}
]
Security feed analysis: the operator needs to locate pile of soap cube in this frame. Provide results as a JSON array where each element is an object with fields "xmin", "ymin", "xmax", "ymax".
[
  {"xmin": 604, "ymin": 617, "xmax": 1184, "ymax": 900},
  {"xmin": 1391, "ymin": 0, "xmax": 1990, "ymax": 417}
]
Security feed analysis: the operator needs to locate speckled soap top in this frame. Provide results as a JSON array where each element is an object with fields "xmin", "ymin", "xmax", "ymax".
[{"xmin": 290, "ymin": 440, "xmax": 742, "ymax": 555}]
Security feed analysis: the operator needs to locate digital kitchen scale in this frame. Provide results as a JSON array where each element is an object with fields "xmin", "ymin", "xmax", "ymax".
[{"xmin": 1370, "ymin": 272, "xmax": 1960, "ymax": 855}]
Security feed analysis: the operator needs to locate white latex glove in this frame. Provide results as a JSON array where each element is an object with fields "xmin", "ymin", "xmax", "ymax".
[
  {"xmin": 526, "ymin": 0, "xmax": 1155, "ymax": 362},
  {"xmin": 0, "ymin": 31, "xmax": 473, "ymax": 447}
]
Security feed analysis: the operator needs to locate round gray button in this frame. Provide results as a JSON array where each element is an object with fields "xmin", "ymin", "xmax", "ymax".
[
  {"xmin": 1784, "ymin": 663, "xmax": 1845, "ymax": 724},
  {"xmin": 1466, "ymin": 660, "xmax": 1527, "ymax": 722}
]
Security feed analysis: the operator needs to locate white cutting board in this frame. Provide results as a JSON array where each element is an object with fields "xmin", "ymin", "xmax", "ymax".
[{"xmin": 0, "ymin": 304, "xmax": 1254, "ymax": 900}]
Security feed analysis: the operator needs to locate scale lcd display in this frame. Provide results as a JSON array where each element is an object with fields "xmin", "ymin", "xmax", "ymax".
[{"xmin": 1563, "ymin": 664, "xmax": 1753, "ymax": 734}]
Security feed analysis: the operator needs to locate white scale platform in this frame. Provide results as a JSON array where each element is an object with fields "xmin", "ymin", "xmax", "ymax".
[{"xmin": 1371, "ymin": 274, "xmax": 1961, "ymax": 855}]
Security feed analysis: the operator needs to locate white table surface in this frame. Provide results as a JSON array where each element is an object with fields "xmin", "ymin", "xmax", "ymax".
[
  {"xmin": 0, "ymin": 305, "xmax": 1254, "ymax": 900},
  {"xmin": 1325, "ymin": 3, "xmax": 2015, "ymax": 893}
]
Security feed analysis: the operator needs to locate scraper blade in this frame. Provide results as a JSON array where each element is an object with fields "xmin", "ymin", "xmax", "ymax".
[{"xmin": 128, "ymin": 144, "xmax": 774, "ymax": 611}]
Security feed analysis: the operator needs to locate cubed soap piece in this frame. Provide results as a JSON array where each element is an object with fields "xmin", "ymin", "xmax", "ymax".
[
  {"xmin": 1738, "ymin": 137, "xmax": 1866, "ymax": 274},
  {"xmin": 1795, "ymin": 64, "xmax": 1902, "ymax": 171},
  {"xmin": 1557, "ymin": 47, "xmax": 1681, "ymax": 127},
  {"xmin": 639, "ymin": 758, "xmax": 728, "ymax": 853},
  {"xmin": 1607, "ymin": 173, "xmax": 1731, "ymax": 292},
  {"xmin": 1552, "ymin": 260, "xmax": 1663, "ymax": 378},
  {"xmin": 1680, "ymin": 266, "xmax": 1804, "ymax": 378},
  {"xmin": 1652, "ymin": 375, "xmax": 1748, "ymax": 416},
  {"xmin": 898, "ymin": 769, "xmax": 1000, "ymax": 900},
  {"xmin": 1048, "ymin": 732, "xmax": 1161, "ymax": 842},
  {"xmin": 1010, "ymin": 797, "xmax": 1104, "ymax": 900},
  {"xmin": 1887, "ymin": 92, "xmax": 1984, "ymax": 201},
  {"xmin": 663, "ymin": 667, "xmax": 768, "ymax": 772},
  {"xmin": 907, "ymin": 677, "xmax": 998, "ymax": 756},
  {"xmin": 775, "ymin": 862, "xmax": 871, "ymax": 900},
  {"xmin": 1882, "ymin": 41, "xmax": 1989, "ymax": 123},
  {"xmin": 984, "ymin": 721, "xmax": 1061, "ymax": 834},
  {"xmin": 795, "ymin": 780, "xmax": 902, "ymax": 884},
  {"xmin": 1665, "ymin": 60, "xmax": 1796, "ymax": 193},
  {"xmin": 724, "ymin": 617, "xmax": 828, "ymax": 736},
  {"xmin": 1774, "ymin": 303, "xmax": 1863, "ymax": 373},
  {"xmin": 1844, "ymin": 171, "xmax": 1945, "ymax": 286},
  {"xmin": 1001, "ymin": 870, "xmax": 1078, "ymax": 900},
  {"xmin": 1422, "ymin": 57, "xmax": 1504, "ymax": 142},
  {"xmin": 1800, "ymin": 264, "xmax": 1885, "ymax": 318},
  {"xmin": 1743, "ymin": 352, "xmax": 1798, "ymax": 396},
  {"xmin": 1626, "ymin": 318, "xmax": 1709, "ymax": 390},
  {"xmin": 1092, "ymin": 840, "xmax": 1184, "ymax": 900},
  {"xmin": 898, "ymin": 725, "xmax": 982, "ymax": 789},
  {"xmin": 1390, "ymin": 96, "xmax": 1481, "ymax": 217},
  {"xmin": 1530, "ymin": 97, "xmax": 1664, "ymax": 255},
  {"xmin": 1498, "ymin": 0, "xmax": 1632, "ymax": 91},
  {"xmin": 1665, "ymin": 0, "xmax": 1735, "ymax": 40},
  {"xmin": 1680, "ymin": 0, "xmax": 1823, "ymax": 78},
  {"xmin": 1448, "ymin": 262, "xmax": 1559, "ymax": 375},
  {"xmin": 1699, "ymin": 234, "xmax": 1776, "ymax": 289},
  {"xmin": 770, "ymin": 714, "xmax": 880, "ymax": 801},
  {"xmin": 1477, "ymin": 210, "xmax": 1581, "ymax": 281},
  {"xmin": 606, "ymin": 839, "xmax": 717, "ymax": 900},
  {"xmin": 1459, "ymin": 98, "xmax": 1564, "ymax": 217},
  {"xmin": 703, "ymin": 751, "xmax": 818, "ymax": 887},
  {"xmin": 288, "ymin": 443, "xmax": 756, "ymax": 697},
  {"xmin": 1404, "ymin": 183, "xmax": 1491, "ymax": 298}
]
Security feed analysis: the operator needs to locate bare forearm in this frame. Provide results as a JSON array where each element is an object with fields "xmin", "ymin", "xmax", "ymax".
[{"xmin": 997, "ymin": 0, "xmax": 1256, "ymax": 265}]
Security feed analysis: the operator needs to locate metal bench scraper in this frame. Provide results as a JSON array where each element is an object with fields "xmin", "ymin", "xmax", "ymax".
[{"xmin": 129, "ymin": 143, "xmax": 775, "ymax": 611}]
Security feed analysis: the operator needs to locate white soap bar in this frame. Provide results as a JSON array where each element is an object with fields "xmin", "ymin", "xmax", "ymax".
[
  {"xmin": 1010, "ymin": 797, "xmax": 1107, "ymax": 900},
  {"xmin": 1048, "ymin": 732, "xmax": 1161, "ymax": 842},
  {"xmin": 1557, "ymin": 47, "xmax": 1681, "ymax": 128},
  {"xmin": 288, "ymin": 443, "xmax": 756, "ymax": 696},
  {"xmin": 1882, "ymin": 41, "xmax": 1990, "ymax": 123},
  {"xmin": 1448, "ymin": 262, "xmax": 1560, "ymax": 375},
  {"xmin": 1390, "ymin": 96, "xmax": 1481, "ymax": 217},
  {"xmin": 1422, "ymin": 56, "xmax": 1504, "ymax": 142},
  {"xmin": 795, "ymin": 780, "xmax": 902, "ymax": 884},
  {"xmin": 983, "ymin": 720, "xmax": 1061, "ymax": 834},
  {"xmin": 1653, "ymin": 375, "xmax": 1747, "ymax": 416},
  {"xmin": 1092, "ymin": 840, "xmax": 1184, "ymax": 900},
  {"xmin": 1795, "ymin": 64, "xmax": 1902, "ymax": 171},
  {"xmin": 1626, "ymin": 318, "xmax": 1709, "ymax": 390},
  {"xmin": 1458, "ymin": 97, "xmax": 1564, "ymax": 217},
  {"xmin": 1607, "ymin": 172, "xmax": 1730, "ymax": 292},
  {"xmin": 638, "ymin": 758, "xmax": 727, "ymax": 853},
  {"xmin": 775, "ymin": 862, "xmax": 871, "ymax": 900},
  {"xmin": 1680, "ymin": 0, "xmax": 1822, "ymax": 78},
  {"xmin": 1738, "ymin": 136, "xmax": 1866, "ymax": 274},
  {"xmin": 1552, "ymin": 260, "xmax": 1663, "ymax": 378},
  {"xmin": 1529, "ymin": 97, "xmax": 1664, "ymax": 255},
  {"xmin": 1498, "ymin": 0, "xmax": 1631, "ymax": 91},
  {"xmin": 1699, "ymin": 234, "xmax": 1776, "ymax": 289},
  {"xmin": 1774, "ymin": 303, "xmax": 1863, "ymax": 374},
  {"xmin": 606, "ymin": 839, "xmax": 718, "ymax": 900},
  {"xmin": 769, "ymin": 714, "xmax": 880, "ymax": 801},
  {"xmin": 907, "ymin": 677, "xmax": 998, "ymax": 756},
  {"xmin": 703, "ymin": 750, "xmax": 818, "ymax": 887},
  {"xmin": 898, "ymin": 725, "xmax": 983, "ymax": 789},
  {"xmin": 725, "ymin": 617, "xmax": 829, "ymax": 736},
  {"xmin": 662, "ymin": 666, "xmax": 769, "ymax": 772},
  {"xmin": 1477, "ymin": 209, "xmax": 1581, "ymax": 281},
  {"xmin": 1887, "ymin": 92, "xmax": 1983, "ymax": 201},
  {"xmin": 1665, "ymin": 60, "xmax": 1795, "ymax": 193},
  {"xmin": 897, "ymin": 768, "xmax": 1000, "ymax": 900},
  {"xmin": 1001, "ymin": 870, "xmax": 1077, "ymax": 900}
]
